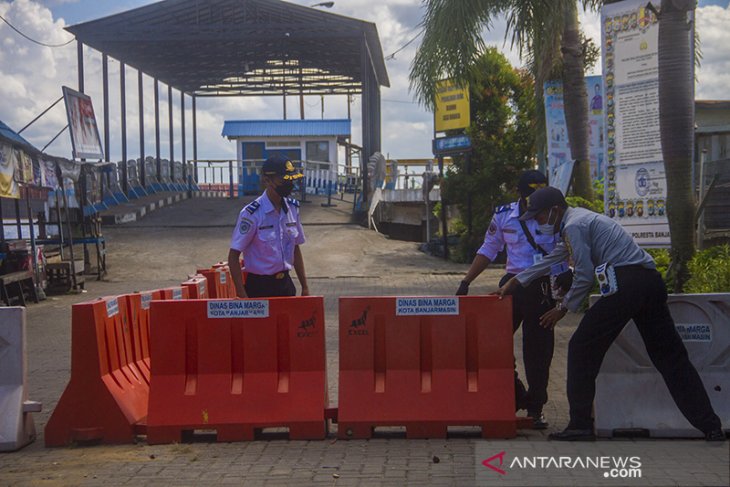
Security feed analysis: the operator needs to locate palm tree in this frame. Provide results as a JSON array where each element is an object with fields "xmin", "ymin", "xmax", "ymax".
[
  {"xmin": 410, "ymin": 0, "xmax": 595, "ymax": 200},
  {"xmin": 656, "ymin": 0, "xmax": 696, "ymax": 291}
]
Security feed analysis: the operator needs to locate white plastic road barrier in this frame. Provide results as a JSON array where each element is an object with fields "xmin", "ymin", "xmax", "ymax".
[
  {"xmin": 0, "ymin": 307, "xmax": 42, "ymax": 451},
  {"xmin": 593, "ymin": 293, "xmax": 729, "ymax": 437}
]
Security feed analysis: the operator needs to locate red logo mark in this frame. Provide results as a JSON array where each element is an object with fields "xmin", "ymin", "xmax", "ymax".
[{"xmin": 482, "ymin": 451, "xmax": 507, "ymax": 475}]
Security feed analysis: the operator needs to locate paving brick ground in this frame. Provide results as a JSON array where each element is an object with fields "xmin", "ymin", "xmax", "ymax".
[{"xmin": 1, "ymin": 195, "xmax": 727, "ymax": 487}]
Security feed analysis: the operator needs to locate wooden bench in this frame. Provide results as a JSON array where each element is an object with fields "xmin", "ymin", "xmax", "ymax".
[
  {"xmin": 37, "ymin": 237, "xmax": 106, "ymax": 281},
  {"xmin": 46, "ymin": 262, "xmax": 85, "ymax": 294},
  {"xmin": 0, "ymin": 270, "xmax": 39, "ymax": 306}
]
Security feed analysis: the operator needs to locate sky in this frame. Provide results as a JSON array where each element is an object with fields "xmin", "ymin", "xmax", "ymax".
[{"xmin": 1, "ymin": 0, "xmax": 729, "ymax": 164}]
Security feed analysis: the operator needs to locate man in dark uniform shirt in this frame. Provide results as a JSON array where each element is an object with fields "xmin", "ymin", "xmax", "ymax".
[{"xmin": 497, "ymin": 187, "xmax": 725, "ymax": 441}]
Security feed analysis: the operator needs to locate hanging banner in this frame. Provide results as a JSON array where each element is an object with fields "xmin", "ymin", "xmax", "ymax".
[
  {"xmin": 13, "ymin": 148, "xmax": 34, "ymax": 184},
  {"xmin": 434, "ymin": 79, "xmax": 470, "ymax": 133},
  {"xmin": 543, "ymin": 75, "xmax": 605, "ymax": 194},
  {"xmin": 602, "ymin": 0, "xmax": 673, "ymax": 246},
  {"xmin": 62, "ymin": 86, "xmax": 104, "ymax": 160},
  {"xmin": 0, "ymin": 142, "xmax": 20, "ymax": 199},
  {"xmin": 40, "ymin": 159, "xmax": 59, "ymax": 189},
  {"xmin": 56, "ymin": 158, "xmax": 81, "ymax": 182}
]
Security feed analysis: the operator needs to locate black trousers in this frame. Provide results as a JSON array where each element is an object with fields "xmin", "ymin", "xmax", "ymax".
[
  {"xmin": 567, "ymin": 266, "xmax": 721, "ymax": 433},
  {"xmin": 500, "ymin": 273, "xmax": 555, "ymax": 412},
  {"xmin": 244, "ymin": 272, "xmax": 296, "ymax": 298}
]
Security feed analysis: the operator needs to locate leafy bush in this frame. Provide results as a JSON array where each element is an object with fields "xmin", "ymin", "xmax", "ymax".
[
  {"xmin": 646, "ymin": 248, "xmax": 674, "ymax": 291},
  {"xmin": 565, "ymin": 195, "xmax": 604, "ymax": 213},
  {"xmin": 685, "ymin": 245, "xmax": 730, "ymax": 293}
]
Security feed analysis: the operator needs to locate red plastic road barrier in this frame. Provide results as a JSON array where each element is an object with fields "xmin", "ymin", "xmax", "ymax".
[
  {"xmin": 181, "ymin": 275, "xmax": 208, "ymax": 299},
  {"xmin": 213, "ymin": 261, "xmax": 246, "ymax": 296},
  {"xmin": 45, "ymin": 296, "xmax": 149, "ymax": 445},
  {"xmin": 338, "ymin": 296, "xmax": 515, "ymax": 439},
  {"xmin": 196, "ymin": 268, "xmax": 229, "ymax": 298},
  {"xmin": 158, "ymin": 286, "xmax": 189, "ymax": 301},
  {"xmin": 146, "ymin": 297, "xmax": 328, "ymax": 443},
  {"xmin": 119, "ymin": 290, "xmax": 163, "ymax": 385}
]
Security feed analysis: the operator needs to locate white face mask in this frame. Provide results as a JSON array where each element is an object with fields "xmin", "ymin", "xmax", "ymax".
[{"xmin": 537, "ymin": 208, "xmax": 558, "ymax": 235}]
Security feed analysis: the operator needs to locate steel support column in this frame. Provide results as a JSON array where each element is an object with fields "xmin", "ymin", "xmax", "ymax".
[
  {"xmin": 193, "ymin": 95, "xmax": 198, "ymax": 183},
  {"xmin": 360, "ymin": 39, "xmax": 371, "ymax": 204},
  {"xmin": 168, "ymin": 84, "xmax": 174, "ymax": 178},
  {"xmin": 299, "ymin": 67, "xmax": 305, "ymax": 120},
  {"xmin": 181, "ymin": 91, "xmax": 186, "ymax": 184},
  {"xmin": 77, "ymin": 41, "xmax": 84, "ymax": 93},
  {"xmin": 372, "ymin": 79, "xmax": 381, "ymax": 154},
  {"xmin": 154, "ymin": 78, "xmax": 161, "ymax": 180},
  {"xmin": 120, "ymin": 62, "xmax": 128, "ymax": 193},
  {"xmin": 102, "ymin": 53, "xmax": 110, "ymax": 162},
  {"xmin": 138, "ymin": 70, "xmax": 145, "ymax": 187}
]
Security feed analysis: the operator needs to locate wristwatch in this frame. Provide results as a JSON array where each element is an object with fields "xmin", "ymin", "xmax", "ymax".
[{"xmin": 555, "ymin": 301, "xmax": 567, "ymax": 312}]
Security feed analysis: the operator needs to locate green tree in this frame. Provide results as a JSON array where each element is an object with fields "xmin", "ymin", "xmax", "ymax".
[
  {"xmin": 441, "ymin": 48, "xmax": 536, "ymax": 260},
  {"xmin": 410, "ymin": 0, "xmax": 595, "ymax": 201}
]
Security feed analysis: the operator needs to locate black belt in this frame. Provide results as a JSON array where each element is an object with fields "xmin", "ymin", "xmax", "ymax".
[{"xmin": 248, "ymin": 271, "xmax": 289, "ymax": 280}]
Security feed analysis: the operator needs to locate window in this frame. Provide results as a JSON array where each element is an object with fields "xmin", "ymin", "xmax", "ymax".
[
  {"xmin": 306, "ymin": 141, "xmax": 329, "ymax": 162},
  {"xmin": 242, "ymin": 142, "xmax": 264, "ymax": 160},
  {"xmin": 266, "ymin": 140, "xmax": 299, "ymax": 148}
]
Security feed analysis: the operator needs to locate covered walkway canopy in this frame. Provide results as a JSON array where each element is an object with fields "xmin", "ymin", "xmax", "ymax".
[{"xmin": 65, "ymin": 0, "xmax": 388, "ymax": 197}]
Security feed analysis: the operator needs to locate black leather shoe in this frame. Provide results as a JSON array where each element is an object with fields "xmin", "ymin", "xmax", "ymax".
[
  {"xmin": 705, "ymin": 429, "xmax": 726, "ymax": 442},
  {"xmin": 528, "ymin": 411, "xmax": 549, "ymax": 430},
  {"xmin": 548, "ymin": 428, "xmax": 596, "ymax": 441}
]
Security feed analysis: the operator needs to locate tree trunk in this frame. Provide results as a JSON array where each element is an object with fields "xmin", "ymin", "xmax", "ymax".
[
  {"xmin": 561, "ymin": 2, "xmax": 594, "ymax": 200},
  {"xmin": 658, "ymin": 0, "xmax": 696, "ymax": 292}
]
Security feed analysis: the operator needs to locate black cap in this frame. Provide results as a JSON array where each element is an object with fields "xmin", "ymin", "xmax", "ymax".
[
  {"xmin": 519, "ymin": 186, "xmax": 567, "ymax": 221},
  {"xmin": 517, "ymin": 170, "xmax": 548, "ymax": 197},
  {"xmin": 262, "ymin": 155, "xmax": 303, "ymax": 181}
]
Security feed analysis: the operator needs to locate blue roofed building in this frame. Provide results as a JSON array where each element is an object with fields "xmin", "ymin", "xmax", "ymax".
[
  {"xmin": 222, "ymin": 119, "xmax": 351, "ymax": 195},
  {"xmin": 0, "ymin": 120, "xmax": 36, "ymax": 151}
]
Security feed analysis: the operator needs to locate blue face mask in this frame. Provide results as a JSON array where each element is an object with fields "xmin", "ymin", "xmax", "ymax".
[{"xmin": 537, "ymin": 208, "xmax": 558, "ymax": 235}]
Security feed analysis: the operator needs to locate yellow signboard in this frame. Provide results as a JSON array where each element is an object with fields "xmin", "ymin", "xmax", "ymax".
[{"xmin": 434, "ymin": 80, "xmax": 470, "ymax": 132}]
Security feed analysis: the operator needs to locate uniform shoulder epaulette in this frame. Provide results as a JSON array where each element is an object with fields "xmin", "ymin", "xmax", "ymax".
[
  {"xmin": 286, "ymin": 197, "xmax": 300, "ymax": 208},
  {"xmin": 244, "ymin": 201, "xmax": 261, "ymax": 215},
  {"xmin": 494, "ymin": 203, "xmax": 512, "ymax": 214}
]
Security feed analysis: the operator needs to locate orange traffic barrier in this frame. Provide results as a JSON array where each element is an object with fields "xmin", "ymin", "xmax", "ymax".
[
  {"xmin": 45, "ymin": 296, "xmax": 149, "ymax": 445},
  {"xmin": 119, "ymin": 290, "xmax": 163, "ymax": 385},
  {"xmin": 181, "ymin": 275, "xmax": 208, "ymax": 299},
  {"xmin": 146, "ymin": 297, "xmax": 328, "ymax": 444},
  {"xmin": 338, "ymin": 296, "xmax": 516, "ymax": 439},
  {"xmin": 158, "ymin": 286, "xmax": 189, "ymax": 300},
  {"xmin": 213, "ymin": 261, "xmax": 246, "ymax": 297},
  {"xmin": 196, "ymin": 267, "xmax": 230, "ymax": 298}
]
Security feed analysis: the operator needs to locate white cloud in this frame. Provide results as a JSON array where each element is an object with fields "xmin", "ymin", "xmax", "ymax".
[
  {"xmin": 1, "ymin": 0, "xmax": 727, "ymax": 165},
  {"xmin": 0, "ymin": 0, "xmax": 76, "ymax": 151},
  {"xmin": 695, "ymin": 5, "xmax": 730, "ymax": 100}
]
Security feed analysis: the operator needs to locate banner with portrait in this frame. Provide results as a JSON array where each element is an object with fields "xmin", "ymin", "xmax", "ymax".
[
  {"xmin": 62, "ymin": 86, "xmax": 104, "ymax": 160},
  {"xmin": 543, "ymin": 75, "xmax": 606, "ymax": 195},
  {"xmin": 0, "ymin": 142, "xmax": 20, "ymax": 198}
]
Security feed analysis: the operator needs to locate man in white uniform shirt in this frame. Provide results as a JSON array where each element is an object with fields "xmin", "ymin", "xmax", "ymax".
[
  {"xmin": 228, "ymin": 155, "xmax": 309, "ymax": 298},
  {"xmin": 456, "ymin": 170, "xmax": 564, "ymax": 429}
]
